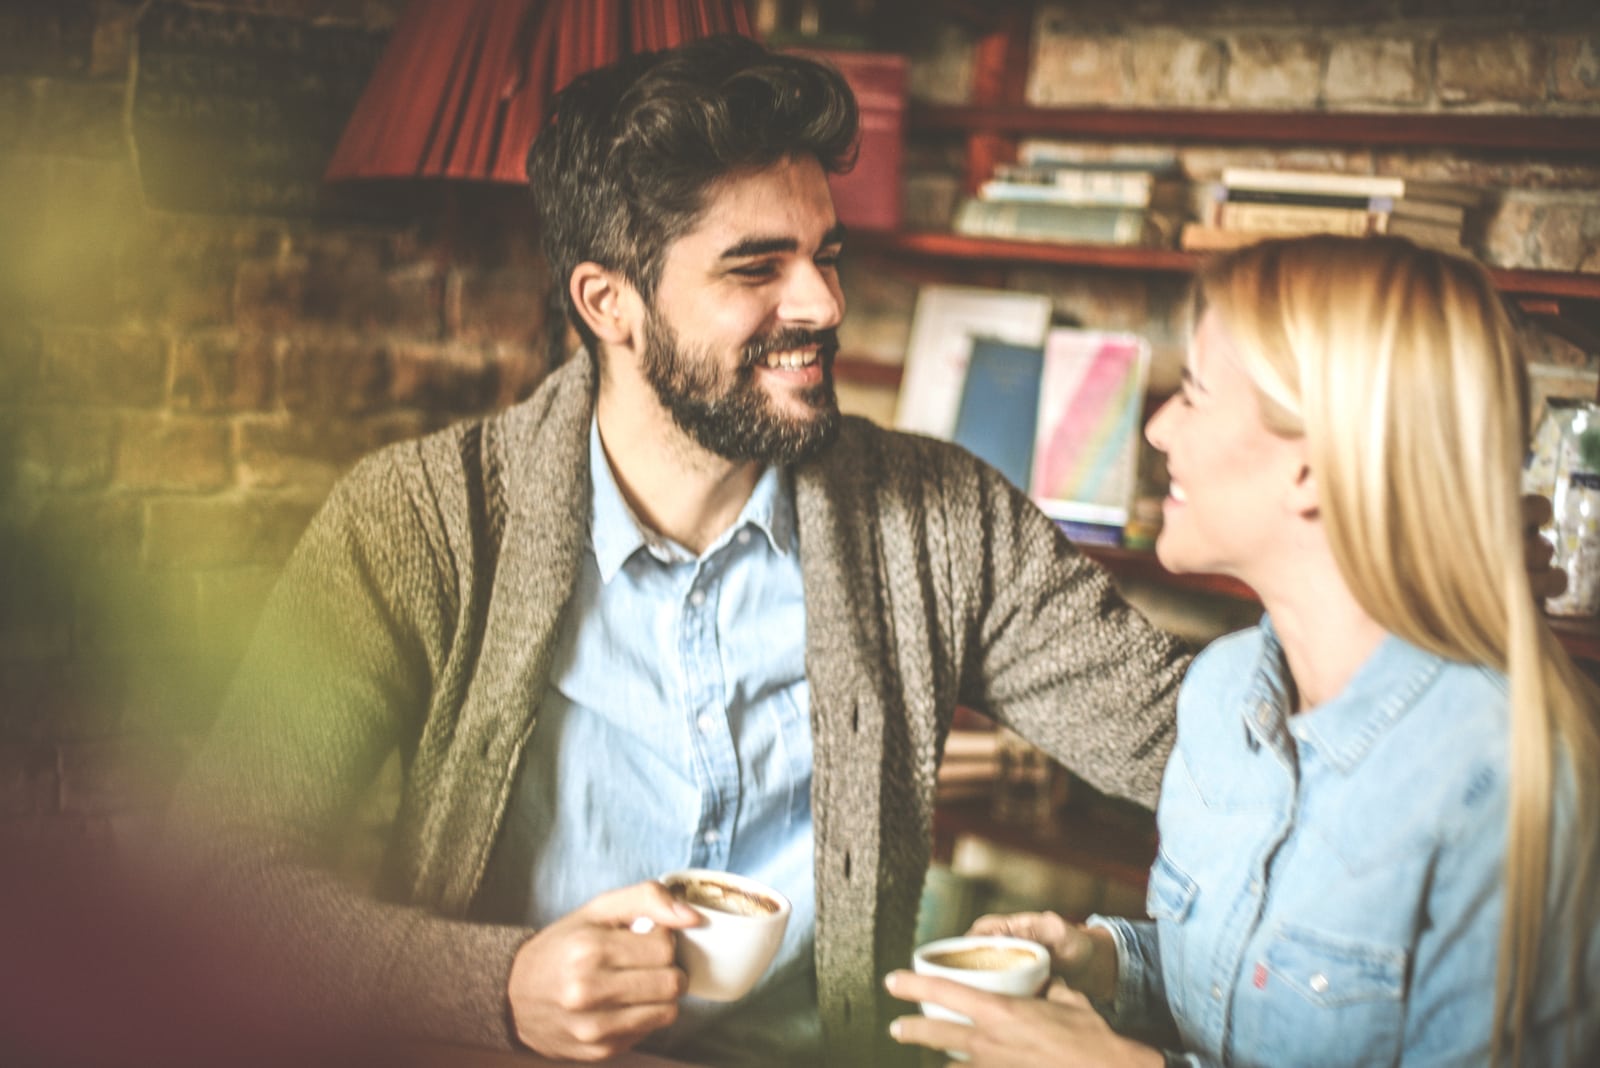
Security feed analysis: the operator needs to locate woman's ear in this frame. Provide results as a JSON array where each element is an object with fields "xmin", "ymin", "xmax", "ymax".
[
  {"xmin": 1287, "ymin": 457, "xmax": 1320, "ymax": 521},
  {"xmin": 569, "ymin": 263, "xmax": 638, "ymax": 348}
]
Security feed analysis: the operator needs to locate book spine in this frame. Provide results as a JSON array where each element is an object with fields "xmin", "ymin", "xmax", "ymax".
[
  {"xmin": 954, "ymin": 199, "xmax": 1155, "ymax": 244},
  {"xmin": 1215, "ymin": 201, "xmax": 1381, "ymax": 237},
  {"xmin": 983, "ymin": 171, "xmax": 1157, "ymax": 208}
]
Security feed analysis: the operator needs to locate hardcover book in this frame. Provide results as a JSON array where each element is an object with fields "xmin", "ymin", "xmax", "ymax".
[
  {"xmin": 893, "ymin": 285, "xmax": 1053, "ymax": 440},
  {"xmin": 953, "ymin": 198, "xmax": 1175, "ymax": 247},
  {"xmin": 1219, "ymin": 167, "xmax": 1480, "ymax": 207},
  {"xmin": 952, "ymin": 338, "xmax": 1047, "ymax": 492},
  {"xmin": 1029, "ymin": 329, "xmax": 1151, "ymax": 529}
]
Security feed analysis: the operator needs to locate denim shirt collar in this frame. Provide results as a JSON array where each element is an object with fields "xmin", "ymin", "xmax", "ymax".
[
  {"xmin": 588, "ymin": 417, "xmax": 795, "ymax": 582},
  {"xmin": 1245, "ymin": 614, "xmax": 1445, "ymax": 775}
]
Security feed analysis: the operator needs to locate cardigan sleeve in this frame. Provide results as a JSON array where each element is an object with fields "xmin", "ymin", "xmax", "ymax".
[
  {"xmin": 954, "ymin": 458, "xmax": 1190, "ymax": 809},
  {"xmin": 163, "ymin": 443, "xmax": 532, "ymax": 1051}
]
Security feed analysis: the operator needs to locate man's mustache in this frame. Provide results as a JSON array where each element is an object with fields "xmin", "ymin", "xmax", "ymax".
[{"xmin": 741, "ymin": 327, "xmax": 840, "ymax": 367}]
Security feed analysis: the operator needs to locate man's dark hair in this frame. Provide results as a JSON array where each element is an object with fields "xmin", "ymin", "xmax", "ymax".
[{"xmin": 526, "ymin": 34, "xmax": 859, "ymax": 363}]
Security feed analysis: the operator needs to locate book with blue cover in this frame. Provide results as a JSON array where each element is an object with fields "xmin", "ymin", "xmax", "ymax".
[{"xmin": 952, "ymin": 337, "xmax": 1046, "ymax": 492}]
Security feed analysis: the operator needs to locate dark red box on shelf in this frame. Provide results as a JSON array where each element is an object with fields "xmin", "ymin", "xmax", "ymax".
[{"xmin": 786, "ymin": 49, "xmax": 907, "ymax": 232}]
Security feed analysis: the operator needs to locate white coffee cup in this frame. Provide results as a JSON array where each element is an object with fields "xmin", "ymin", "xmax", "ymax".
[
  {"xmin": 911, "ymin": 934, "xmax": 1051, "ymax": 1027},
  {"xmin": 658, "ymin": 868, "xmax": 791, "ymax": 1002}
]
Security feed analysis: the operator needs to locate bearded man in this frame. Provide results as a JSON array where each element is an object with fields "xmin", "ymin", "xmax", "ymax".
[{"xmin": 170, "ymin": 35, "xmax": 1187, "ymax": 1067}]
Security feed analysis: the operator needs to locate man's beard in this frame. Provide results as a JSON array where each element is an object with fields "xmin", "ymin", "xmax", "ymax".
[{"xmin": 640, "ymin": 308, "xmax": 841, "ymax": 465}]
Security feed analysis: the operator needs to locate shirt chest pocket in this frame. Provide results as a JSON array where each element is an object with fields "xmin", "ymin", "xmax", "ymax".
[{"xmin": 1239, "ymin": 923, "xmax": 1408, "ymax": 1067}]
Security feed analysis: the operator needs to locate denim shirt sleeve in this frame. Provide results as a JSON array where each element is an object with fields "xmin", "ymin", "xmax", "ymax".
[{"xmin": 1087, "ymin": 914, "xmax": 1212, "ymax": 1062}]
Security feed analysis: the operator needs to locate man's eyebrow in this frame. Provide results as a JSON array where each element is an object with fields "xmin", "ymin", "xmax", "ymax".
[{"xmin": 718, "ymin": 224, "xmax": 847, "ymax": 260}]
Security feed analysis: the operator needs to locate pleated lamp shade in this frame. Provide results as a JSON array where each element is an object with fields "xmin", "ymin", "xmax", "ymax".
[{"xmin": 325, "ymin": 0, "xmax": 755, "ymax": 184}]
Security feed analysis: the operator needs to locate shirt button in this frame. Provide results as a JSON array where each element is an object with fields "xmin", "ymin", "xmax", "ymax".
[
  {"xmin": 702, "ymin": 828, "xmax": 720, "ymax": 845},
  {"xmin": 1210, "ymin": 984, "xmax": 1223, "ymax": 1001},
  {"xmin": 689, "ymin": 589, "xmax": 706, "ymax": 607},
  {"xmin": 1309, "ymin": 973, "xmax": 1329, "ymax": 993},
  {"xmin": 737, "ymin": 529, "xmax": 751, "ymax": 545},
  {"xmin": 696, "ymin": 713, "xmax": 716, "ymax": 733},
  {"xmin": 1248, "ymin": 879, "xmax": 1261, "ymax": 895}
]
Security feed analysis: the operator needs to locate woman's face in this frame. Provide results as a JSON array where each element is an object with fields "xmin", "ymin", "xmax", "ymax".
[{"xmin": 1144, "ymin": 308, "xmax": 1307, "ymax": 580}]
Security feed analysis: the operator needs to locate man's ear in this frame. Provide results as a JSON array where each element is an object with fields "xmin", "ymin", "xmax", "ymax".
[{"xmin": 569, "ymin": 262, "xmax": 639, "ymax": 348}]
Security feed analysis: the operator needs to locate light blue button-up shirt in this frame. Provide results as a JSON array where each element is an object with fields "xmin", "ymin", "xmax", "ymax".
[
  {"xmin": 1092, "ymin": 617, "xmax": 1597, "ymax": 1066},
  {"xmin": 484, "ymin": 419, "xmax": 818, "ymax": 1066}
]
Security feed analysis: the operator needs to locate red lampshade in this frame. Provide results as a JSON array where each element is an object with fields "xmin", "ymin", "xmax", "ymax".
[{"xmin": 325, "ymin": 0, "xmax": 755, "ymax": 184}]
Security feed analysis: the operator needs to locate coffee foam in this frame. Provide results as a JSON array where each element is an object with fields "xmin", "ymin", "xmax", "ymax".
[
  {"xmin": 924, "ymin": 946, "xmax": 1040, "ymax": 971},
  {"xmin": 666, "ymin": 876, "xmax": 779, "ymax": 917}
]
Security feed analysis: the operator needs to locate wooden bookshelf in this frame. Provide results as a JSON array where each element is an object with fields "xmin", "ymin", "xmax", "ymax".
[{"xmin": 907, "ymin": 104, "xmax": 1600, "ymax": 155}]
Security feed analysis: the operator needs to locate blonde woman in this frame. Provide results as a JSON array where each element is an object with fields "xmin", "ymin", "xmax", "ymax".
[{"xmin": 887, "ymin": 235, "xmax": 1599, "ymax": 1066}]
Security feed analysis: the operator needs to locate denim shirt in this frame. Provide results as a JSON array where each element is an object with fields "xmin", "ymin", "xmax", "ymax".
[
  {"xmin": 1092, "ymin": 618, "xmax": 1597, "ymax": 1067},
  {"xmin": 480, "ymin": 420, "xmax": 818, "ymax": 1066}
]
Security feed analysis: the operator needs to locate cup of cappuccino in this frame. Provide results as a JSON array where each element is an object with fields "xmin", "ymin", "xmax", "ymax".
[
  {"xmin": 911, "ymin": 934, "xmax": 1050, "ymax": 1026},
  {"xmin": 659, "ymin": 868, "xmax": 790, "ymax": 1001}
]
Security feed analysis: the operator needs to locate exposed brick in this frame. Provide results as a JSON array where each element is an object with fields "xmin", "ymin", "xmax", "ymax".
[
  {"xmin": 0, "ymin": 321, "xmax": 41, "ymax": 397},
  {"xmin": 1534, "ymin": 202, "xmax": 1588, "ymax": 272},
  {"xmin": 1482, "ymin": 198, "xmax": 1539, "ymax": 269},
  {"xmin": 120, "ymin": 218, "xmax": 258, "ymax": 328},
  {"xmin": 28, "ymin": 78, "xmax": 125, "ymax": 158},
  {"xmin": 450, "ymin": 261, "xmax": 550, "ymax": 347},
  {"xmin": 1127, "ymin": 37, "xmax": 1225, "ymax": 107},
  {"xmin": 1226, "ymin": 36, "xmax": 1325, "ymax": 107},
  {"xmin": 279, "ymin": 336, "xmax": 393, "ymax": 415},
  {"xmin": 0, "ymin": 657, "xmax": 119, "ymax": 743},
  {"xmin": 0, "ymin": 74, "xmax": 30, "ymax": 153},
  {"xmin": 0, "ymin": 742, "xmax": 57, "ymax": 817},
  {"xmin": 1436, "ymin": 32, "xmax": 1546, "ymax": 105},
  {"xmin": 1325, "ymin": 37, "xmax": 1425, "ymax": 106},
  {"xmin": 0, "ymin": 1, "xmax": 95, "ymax": 77},
  {"xmin": 388, "ymin": 344, "xmax": 502, "ymax": 413},
  {"xmin": 38, "ymin": 328, "xmax": 168, "ymax": 407},
  {"xmin": 1552, "ymin": 33, "xmax": 1600, "ymax": 103},
  {"xmin": 232, "ymin": 251, "xmax": 309, "ymax": 332},
  {"xmin": 298, "ymin": 236, "xmax": 445, "ymax": 337},
  {"xmin": 142, "ymin": 495, "xmax": 316, "ymax": 570},
  {"xmin": 0, "ymin": 535, "xmax": 74, "ymax": 661},
  {"xmin": 15, "ymin": 410, "xmax": 115, "ymax": 491},
  {"xmin": 1028, "ymin": 34, "xmax": 1128, "ymax": 106},
  {"xmin": 113, "ymin": 412, "xmax": 233, "ymax": 493},
  {"xmin": 171, "ymin": 332, "xmax": 276, "ymax": 412},
  {"xmin": 235, "ymin": 414, "xmax": 374, "ymax": 492},
  {"xmin": 4, "ymin": 155, "xmax": 142, "ymax": 325},
  {"xmin": 89, "ymin": 0, "xmax": 141, "ymax": 79},
  {"xmin": 24, "ymin": 495, "xmax": 145, "ymax": 570}
]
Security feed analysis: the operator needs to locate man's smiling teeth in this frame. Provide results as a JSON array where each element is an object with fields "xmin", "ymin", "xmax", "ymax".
[{"xmin": 763, "ymin": 349, "xmax": 817, "ymax": 370}]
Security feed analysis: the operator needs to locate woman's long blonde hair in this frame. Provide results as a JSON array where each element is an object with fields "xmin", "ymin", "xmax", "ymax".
[{"xmin": 1198, "ymin": 235, "xmax": 1598, "ymax": 1064}]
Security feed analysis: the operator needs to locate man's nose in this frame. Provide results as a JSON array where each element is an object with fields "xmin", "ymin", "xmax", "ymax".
[{"xmin": 778, "ymin": 262, "xmax": 844, "ymax": 328}]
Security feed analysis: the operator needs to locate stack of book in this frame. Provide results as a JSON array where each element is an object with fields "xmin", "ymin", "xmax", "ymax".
[
  {"xmin": 1182, "ymin": 168, "xmax": 1480, "ymax": 252},
  {"xmin": 951, "ymin": 152, "xmax": 1186, "ymax": 248}
]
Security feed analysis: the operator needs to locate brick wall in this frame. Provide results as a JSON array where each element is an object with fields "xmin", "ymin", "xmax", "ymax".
[{"xmin": 1, "ymin": 0, "xmax": 551, "ymax": 843}]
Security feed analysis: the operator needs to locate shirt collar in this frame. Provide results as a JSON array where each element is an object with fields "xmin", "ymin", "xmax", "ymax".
[
  {"xmin": 1244, "ymin": 614, "xmax": 1445, "ymax": 775},
  {"xmin": 588, "ymin": 418, "xmax": 796, "ymax": 583}
]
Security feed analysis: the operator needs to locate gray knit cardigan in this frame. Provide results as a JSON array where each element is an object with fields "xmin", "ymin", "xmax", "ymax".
[{"xmin": 172, "ymin": 355, "xmax": 1188, "ymax": 1064}]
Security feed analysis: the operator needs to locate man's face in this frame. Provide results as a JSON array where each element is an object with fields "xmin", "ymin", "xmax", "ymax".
[{"xmin": 641, "ymin": 155, "xmax": 846, "ymax": 465}]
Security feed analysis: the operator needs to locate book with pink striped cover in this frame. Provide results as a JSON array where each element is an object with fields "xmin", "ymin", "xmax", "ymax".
[{"xmin": 1029, "ymin": 329, "xmax": 1151, "ymax": 528}]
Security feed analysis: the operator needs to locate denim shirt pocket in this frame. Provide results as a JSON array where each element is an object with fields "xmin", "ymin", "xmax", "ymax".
[
  {"xmin": 1250, "ymin": 922, "xmax": 1408, "ymax": 1065},
  {"xmin": 1146, "ymin": 849, "xmax": 1199, "ymax": 1022}
]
